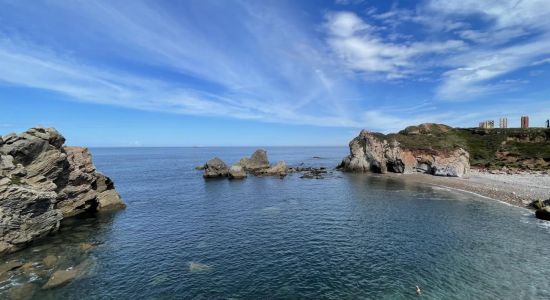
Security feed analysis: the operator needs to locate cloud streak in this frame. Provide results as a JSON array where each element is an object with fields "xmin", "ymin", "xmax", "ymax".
[{"xmin": 0, "ymin": 0, "xmax": 549, "ymax": 133}]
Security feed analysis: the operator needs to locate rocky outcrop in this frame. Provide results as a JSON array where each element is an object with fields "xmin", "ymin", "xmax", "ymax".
[
  {"xmin": 339, "ymin": 129, "xmax": 470, "ymax": 177},
  {"xmin": 238, "ymin": 149, "xmax": 270, "ymax": 172},
  {"xmin": 535, "ymin": 207, "xmax": 550, "ymax": 221},
  {"xmin": 259, "ymin": 161, "xmax": 287, "ymax": 177},
  {"xmin": 228, "ymin": 165, "xmax": 247, "ymax": 179},
  {"xmin": 0, "ymin": 128, "xmax": 125, "ymax": 256},
  {"xmin": 203, "ymin": 158, "xmax": 229, "ymax": 178}
]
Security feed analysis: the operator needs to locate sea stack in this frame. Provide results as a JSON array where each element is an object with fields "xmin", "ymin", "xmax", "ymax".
[
  {"xmin": 0, "ymin": 127, "xmax": 125, "ymax": 256},
  {"xmin": 339, "ymin": 124, "xmax": 470, "ymax": 177}
]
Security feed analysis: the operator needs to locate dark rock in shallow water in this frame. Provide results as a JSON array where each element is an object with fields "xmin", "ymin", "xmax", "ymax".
[
  {"xmin": 203, "ymin": 157, "xmax": 229, "ymax": 178},
  {"xmin": 529, "ymin": 199, "xmax": 550, "ymax": 210},
  {"xmin": 535, "ymin": 207, "xmax": 550, "ymax": 221},
  {"xmin": 0, "ymin": 127, "xmax": 125, "ymax": 256}
]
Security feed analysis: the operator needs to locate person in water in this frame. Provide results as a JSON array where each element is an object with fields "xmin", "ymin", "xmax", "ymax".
[{"xmin": 416, "ymin": 286, "xmax": 422, "ymax": 295}]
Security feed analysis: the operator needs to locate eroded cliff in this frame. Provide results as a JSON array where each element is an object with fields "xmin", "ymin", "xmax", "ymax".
[
  {"xmin": 0, "ymin": 128, "xmax": 125, "ymax": 255},
  {"xmin": 338, "ymin": 126, "xmax": 470, "ymax": 177}
]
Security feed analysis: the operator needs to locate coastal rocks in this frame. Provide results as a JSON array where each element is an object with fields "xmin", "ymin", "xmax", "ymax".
[
  {"xmin": 259, "ymin": 161, "xmax": 287, "ymax": 177},
  {"xmin": 0, "ymin": 261, "xmax": 23, "ymax": 275},
  {"xmin": 42, "ymin": 258, "xmax": 94, "ymax": 289},
  {"xmin": 199, "ymin": 150, "xmax": 334, "ymax": 180},
  {"xmin": 338, "ymin": 129, "xmax": 470, "ymax": 177},
  {"xmin": 535, "ymin": 207, "xmax": 550, "ymax": 221},
  {"xmin": 0, "ymin": 127, "xmax": 125, "ymax": 256},
  {"xmin": 42, "ymin": 269, "xmax": 78, "ymax": 289},
  {"xmin": 7, "ymin": 283, "xmax": 36, "ymax": 300},
  {"xmin": 238, "ymin": 149, "xmax": 270, "ymax": 172},
  {"xmin": 43, "ymin": 255, "xmax": 58, "ymax": 268},
  {"xmin": 228, "ymin": 165, "xmax": 247, "ymax": 179},
  {"xmin": 202, "ymin": 157, "xmax": 229, "ymax": 178}
]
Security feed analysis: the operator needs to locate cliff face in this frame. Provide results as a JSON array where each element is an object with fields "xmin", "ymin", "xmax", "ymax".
[
  {"xmin": 339, "ymin": 128, "xmax": 470, "ymax": 177},
  {"xmin": 0, "ymin": 128, "xmax": 125, "ymax": 255}
]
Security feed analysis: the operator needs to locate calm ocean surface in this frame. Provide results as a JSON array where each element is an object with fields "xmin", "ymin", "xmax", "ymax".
[{"xmin": 2, "ymin": 147, "xmax": 550, "ymax": 299}]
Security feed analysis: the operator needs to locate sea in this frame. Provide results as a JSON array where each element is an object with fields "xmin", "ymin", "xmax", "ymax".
[{"xmin": 1, "ymin": 147, "xmax": 550, "ymax": 299}]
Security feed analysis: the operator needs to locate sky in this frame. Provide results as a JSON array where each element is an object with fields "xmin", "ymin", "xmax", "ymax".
[{"xmin": 1, "ymin": 0, "xmax": 550, "ymax": 146}]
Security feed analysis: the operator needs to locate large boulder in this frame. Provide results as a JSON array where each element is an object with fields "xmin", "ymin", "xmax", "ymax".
[
  {"xmin": 339, "ymin": 129, "xmax": 470, "ymax": 177},
  {"xmin": 0, "ymin": 128, "xmax": 124, "ymax": 256},
  {"xmin": 203, "ymin": 157, "xmax": 229, "ymax": 178},
  {"xmin": 260, "ymin": 161, "xmax": 287, "ymax": 176},
  {"xmin": 238, "ymin": 149, "xmax": 270, "ymax": 171},
  {"xmin": 228, "ymin": 165, "xmax": 247, "ymax": 179},
  {"xmin": 536, "ymin": 207, "xmax": 550, "ymax": 221}
]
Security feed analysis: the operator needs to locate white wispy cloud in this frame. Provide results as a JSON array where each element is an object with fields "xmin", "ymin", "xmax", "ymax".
[
  {"xmin": 0, "ymin": 0, "xmax": 549, "ymax": 134},
  {"xmin": 325, "ymin": 11, "xmax": 466, "ymax": 80},
  {"xmin": 0, "ymin": 1, "xmax": 364, "ymax": 128},
  {"xmin": 324, "ymin": 0, "xmax": 550, "ymax": 102}
]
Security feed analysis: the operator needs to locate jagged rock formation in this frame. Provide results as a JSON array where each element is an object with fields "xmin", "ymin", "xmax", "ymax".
[
  {"xmin": 201, "ymin": 149, "xmax": 290, "ymax": 179},
  {"xmin": 0, "ymin": 128, "xmax": 125, "ymax": 256},
  {"xmin": 238, "ymin": 149, "xmax": 270, "ymax": 172},
  {"xmin": 203, "ymin": 157, "xmax": 229, "ymax": 178},
  {"xmin": 339, "ymin": 128, "xmax": 470, "ymax": 177},
  {"xmin": 258, "ymin": 161, "xmax": 287, "ymax": 177}
]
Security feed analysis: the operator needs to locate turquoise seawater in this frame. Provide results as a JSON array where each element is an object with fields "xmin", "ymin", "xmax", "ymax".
[{"xmin": 1, "ymin": 147, "xmax": 550, "ymax": 299}]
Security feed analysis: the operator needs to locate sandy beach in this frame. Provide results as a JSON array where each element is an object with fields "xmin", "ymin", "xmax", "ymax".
[{"xmin": 388, "ymin": 169, "xmax": 550, "ymax": 208}]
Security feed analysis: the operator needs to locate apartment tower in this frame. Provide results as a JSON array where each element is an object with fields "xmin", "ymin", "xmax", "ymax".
[
  {"xmin": 499, "ymin": 117, "xmax": 508, "ymax": 128},
  {"xmin": 521, "ymin": 116, "xmax": 529, "ymax": 128}
]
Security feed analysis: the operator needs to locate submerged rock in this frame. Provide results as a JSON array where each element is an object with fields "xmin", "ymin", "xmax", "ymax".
[
  {"xmin": 0, "ymin": 127, "xmax": 125, "ymax": 256},
  {"xmin": 228, "ymin": 165, "xmax": 247, "ymax": 179},
  {"xmin": 42, "ymin": 259, "xmax": 93, "ymax": 289},
  {"xmin": 8, "ymin": 283, "xmax": 36, "ymax": 300},
  {"xmin": 203, "ymin": 157, "xmax": 229, "ymax": 178},
  {"xmin": 42, "ymin": 269, "xmax": 78, "ymax": 289},
  {"xmin": 79, "ymin": 242, "xmax": 94, "ymax": 252},
  {"xmin": 42, "ymin": 255, "xmax": 58, "ymax": 268},
  {"xmin": 188, "ymin": 261, "xmax": 211, "ymax": 272},
  {"xmin": 0, "ymin": 261, "xmax": 23, "ymax": 275}
]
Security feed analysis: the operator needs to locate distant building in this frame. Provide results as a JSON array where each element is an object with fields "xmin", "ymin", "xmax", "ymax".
[
  {"xmin": 479, "ymin": 120, "xmax": 494, "ymax": 129},
  {"xmin": 546, "ymin": 119, "xmax": 550, "ymax": 128},
  {"xmin": 521, "ymin": 116, "xmax": 529, "ymax": 128},
  {"xmin": 499, "ymin": 117, "xmax": 508, "ymax": 128}
]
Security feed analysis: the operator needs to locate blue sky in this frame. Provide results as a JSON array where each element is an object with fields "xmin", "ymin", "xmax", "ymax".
[{"xmin": 1, "ymin": 0, "xmax": 550, "ymax": 146}]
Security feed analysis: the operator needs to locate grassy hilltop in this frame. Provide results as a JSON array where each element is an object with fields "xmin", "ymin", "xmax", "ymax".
[{"xmin": 375, "ymin": 123, "xmax": 550, "ymax": 170}]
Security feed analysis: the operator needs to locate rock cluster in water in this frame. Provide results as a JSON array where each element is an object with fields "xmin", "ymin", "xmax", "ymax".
[
  {"xmin": 199, "ymin": 149, "xmax": 330, "ymax": 179},
  {"xmin": 338, "ymin": 129, "xmax": 470, "ymax": 177},
  {"xmin": 0, "ymin": 127, "xmax": 125, "ymax": 256},
  {"xmin": 201, "ymin": 149, "xmax": 288, "ymax": 179}
]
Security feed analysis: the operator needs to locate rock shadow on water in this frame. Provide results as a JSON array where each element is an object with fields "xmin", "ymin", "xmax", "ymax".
[{"xmin": 188, "ymin": 262, "xmax": 212, "ymax": 273}]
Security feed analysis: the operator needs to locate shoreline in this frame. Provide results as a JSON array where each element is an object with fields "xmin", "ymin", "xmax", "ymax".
[{"xmin": 383, "ymin": 170, "xmax": 550, "ymax": 209}]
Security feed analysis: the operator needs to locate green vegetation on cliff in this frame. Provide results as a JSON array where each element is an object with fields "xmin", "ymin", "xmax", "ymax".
[{"xmin": 379, "ymin": 123, "xmax": 550, "ymax": 170}]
